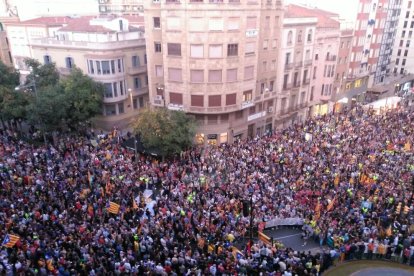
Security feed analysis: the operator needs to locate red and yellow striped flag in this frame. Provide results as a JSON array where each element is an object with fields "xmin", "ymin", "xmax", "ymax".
[
  {"xmin": 2, "ymin": 234, "xmax": 20, "ymax": 248},
  {"xmin": 132, "ymin": 196, "xmax": 138, "ymax": 210},
  {"xmin": 327, "ymin": 197, "xmax": 336, "ymax": 212},
  {"xmin": 107, "ymin": 202, "xmax": 120, "ymax": 214}
]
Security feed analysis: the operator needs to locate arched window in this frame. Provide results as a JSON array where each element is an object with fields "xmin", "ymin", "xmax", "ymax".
[
  {"xmin": 65, "ymin": 57, "xmax": 74, "ymax": 69},
  {"xmin": 287, "ymin": 31, "xmax": 293, "ymax": 45},
  {"xmin": 298, "ymin": 30, "xmax": 302, "ymax": 42},
  {"xmin": 307, "ymin": 29, "xmax": 313, "ymax": 42},
  {"xmin": 43, "ymin": 55, "xmax": 51, "ymax": 64}
]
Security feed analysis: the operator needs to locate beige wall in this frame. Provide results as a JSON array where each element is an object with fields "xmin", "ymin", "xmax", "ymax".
[
  {"xmin": 31, "ymin": 40, "xmax": 148, "ymax": 130},
  {"xmin": 144, "ymin": 0, "xmax": 284, "ymax": 143},
  {"xmin": 0, "ymin": 30, "xmax": 12, "ymax": 66}
]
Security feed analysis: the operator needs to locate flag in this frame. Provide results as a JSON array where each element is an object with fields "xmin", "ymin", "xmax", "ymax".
[
  {"xmin": 334, "ymin": 174, "xmax": 340, "ymax": 187},
  {"xmin": 132, "ymin": 196, "xmax": 138, "ymax": 210},
  {"xmin": 107, "ymin": 202, "xmax": 120, "ymax": 214},
  {"xmin": 404, "ymin": 141, "xmax": 411, "ymax": 152},
  {"xmin": 87, "ymin": 171, "xmax": 93, "ymax": 185},
  {"xmin": 327, "ymin": 197, "xmax": 336, "ymax": 211},
  {"xmin": 208, "ymin": 244, "xmax": 215, "ymax": 253},
  {"xmin": 258, "ymin": 232, "xmax": 272, "ymax": 246},
  {"xmin": 315, "ymin": 199, "xmax": 321, "ymax": 212},
  {"xmin": 232, "ymin": 246, "xmax": 244, "ymax": 259},
  {"xmin": 385, "ymin": 225, "xmax": 392, "ymax": 237},
  {"xmin": 2, "ymin": 234, "xmax": 20, "ymax": 248}
]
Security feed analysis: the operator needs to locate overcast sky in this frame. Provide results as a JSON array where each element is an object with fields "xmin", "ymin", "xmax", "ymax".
[{"xmin": 287, "ymin": 0, "xmax": 359, "ymax": 23}]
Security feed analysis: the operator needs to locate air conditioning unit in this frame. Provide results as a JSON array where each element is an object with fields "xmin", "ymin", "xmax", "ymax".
[
  {"xmin": 265, "ymin": 88, "xmax": 269, "ymax": 93},
  {"xmin": 268, "ymin": 107, "xmax": 274, "ymax": 113},
  {"xmin": 154, "ymin": 95, "xmax": 163, "ymax": 100}
]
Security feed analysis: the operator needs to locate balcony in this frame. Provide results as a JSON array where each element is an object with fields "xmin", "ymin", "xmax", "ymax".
[
  {"xmin": 326, "ymin": 55, "xmax": 337, "ymax": 62},
  {"xmin": 241, "ymin": 100, "xmax": 255, "ymax": 109},
  {"xmin": 188, "ymin": 105, "xmax": 239, "ymax": 113},
  {"xmin": 284, "ymin": 63, "xmax": 294, "ymax": 70},
  {"xmin": 167, "ymin": 103, "xmax": 184, "ymax": 111},
  {"xmin": 166, "ymin": 0, "xmax": 180, "ymax": 3},
  {"xmin": 304, "ymin": 59, "xmax": 312, "ymax": 66},
  {"xmin": 295, "ymin": 61, "xmax": 303, "ymax": 68},
  {"xmin": 282, "ymin": 83, "xmax": 292, "ymax": 91},
  {"xmin": 303, "ymin": 79, "xmax": 310, "ymax": 85},
  {"xmin": 209, "ymin": 0, "xmax": 224, "ymax": 2},
  {"xmin": 127, "ymin": 66, "xmax": 147, "ymax": 75},
  {"xmin": 31, "ymin": 37, "xmax": 145, "ymax": 50}
]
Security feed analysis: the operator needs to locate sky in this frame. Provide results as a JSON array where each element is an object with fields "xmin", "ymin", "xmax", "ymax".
[{"xmin": 287, "ymin": 0, "xmax": 359, "ymax": 24}]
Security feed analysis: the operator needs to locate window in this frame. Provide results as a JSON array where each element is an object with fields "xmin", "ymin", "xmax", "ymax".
[
  {"xmin": 168, "ymin": 43, "xmax": 181, "ymax": 56},
  {"xmin": 104, "ymin": 83, "xmax": 113, "ymax": 98},
  {"xmin": 404, "ymin": 50, "xmax": 408, "ymax": 56},
  {"xmin": 153, "ymin": 17, "xmax": 160, "ymax": 28},
  {"xmin": 117, "ymin": 59, "xmax": 123, "ymax": 73},
  {"xmin": 134, "ymin": 77, "xmax": 142, "ymax": 89},
  {"xmin": 144, "ymin": 54, "xmax": 147, "ymax": 64},
  {"xmin": 272, "ymin": 39, "xmax": 277, "ymax": 48},
  {"xmin": 112, "ymin": 82, "xmax": 118, "ymax": 97},
  {"xmin": 118, "ymin": 103, "xmax": 124, "ymax": 114},
  {"xmin": 154, "ymin": 43, "xmax": 162, "ymax": 53},
  {"xmin": 263, "ymin": 40, "xmax": 268, "ymax": 50},
  {"xmin": 208, "ymin": 70, "xmax": 222, "ymax": 83},
  {"xmin": 209, "ymin": 44, "xmax": 223, "ymax": 58},
  {"xmin": 307, "ymin": 30, "xmax": 313, "ymax": 42},
  {"xmin": 168, "ymin": 68, "xmax": 182, "ymax": 82},
  {"xmin": 170, "ymin": 92, "xmax": 183, "ymax": 105},
  {"xmin": 287, "ymin": 31, "xmax": 293, "ymax": 44},
  {"xmin": 271, "ymin": 60, "xmax": 276, "ymax": 71},
  {"xmin": 167, "ymin": 17, "xmax": 180, "ymax": 30},
  {"xmin": 246, "ymin": 17, "xmax": 257, "ymax": 29},
  {"xmin": 105, "ymin": 104, "xmax": 116, "ymax": 116},
  {"xmin": 261, "ymin": 83, "xmax": 265, "ymax": 93},
  {"xmin": 402, "ymin": 59, "xmax": 407, "ymax": 66},
  {"xmin": 191, "ymin": 95, "xmax": 204, "ymax": 107},
  {"xmin": 244, "ymin": 66, "xmax": 254, "ymax": 80},
  {"xmin": 43, "ymin": 55, "xmax": 51, "ymax": 64},
  {"xmin": 120, "ymin": 81, "xmax": 124, "ymax": 95},
  {"xmin": 283, "ymin": 74, "xmax": 289, "ymax": 89},
  {"xmin": 189, "ymin": 17, "xmax": 203, "ymax": 32},
  {"xmin": 227, "ymin": 44, "xmax": 238, "ymax": 56},
  {"xmin": 190, "ymin": 70, "xmax": 204, "ymax": 82},
  {"xmin": 190, "ymin": 44, "xmax": 204, "ymax": 58},
  {"xmin": 102, "ymin": 61, "xmax": 110, "ymax": 74},
  {"xmin": 228, "ymin": 17, "xmax": 239, "ymax": 31},
  {"xmin": 155, "ymin": 65, "xmax": 163, "ymax": 77},
  {"xmin": 139, "ymin": 97, "xmax": 144, "ymax": 108},
  {"xmin": 243, "ymin": 90, "xmax": 252, "ymax": 102},
  {"xmin": 209, "ymin": 18, "xmax": 223, "ymax": 31},
  {"xmin": 310, "ymin": 86, "xmax": 314, "ymax": 101},
  {"xmin": 262, "ymin": 61, "xmax": 267, "ymax": 72},
  {"xmin": 65, "ymin": 57, "xmax": 73, "ymax": 69},
  {"xmin": 132, "ymin": 56, "xmax": 140, "ymax": 68},
  {"xmin": 269, "ymin": 80, "xmax": 274, "ymax": 91},
  {"xmin": 88, "ymin": 60, "xmax": 94, "ymax": 74},
  {"xmin": 297, "ymin": 30, "xmax": 302, "ymax": 42},
  {"xmin": 321, "ymin": 84, "xmax": 325, "ymax": 95},
  {"xmin": 398, "ymin": 49, "xmax": 402, "ymax": 56},
  {"xmin": 226, "ymin": 68, "xmax": 237, "ymax": 82},
  {"xmin": 96, "ymin": 61, "xmax": 101, "ymax": 74},
  {"xmin": 226, "ymin": 93, "xmax": 236, "ymax": 106},
  {"xmin": 111, "ymin": 60, "xmax": 115, "ymax": 74},
  {"xmin": 208, "ymin": 95, "xmax": 221, "ymax": 107},
  {"xmin": 396, "ymin": 58, "xmax": 399, "ymax": 65},
  {"xmin": 315, "ymin": 54, "xmax": 318, "ymax": 60},
  {"xmin": 313, "ymin": 66, "xmax": 317, "ymax": 79},
  {"xmin": 133, "ymin": 98, "xmax": 138, "ymax": 109},
  {"xmin": 245, "ymin": 42, "xmax": 255, "ymax": 55}
]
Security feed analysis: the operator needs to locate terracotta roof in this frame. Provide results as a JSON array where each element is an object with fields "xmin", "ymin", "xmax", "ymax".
[
  {"xmin": 285, "ymin": 5, "xmax": 340, "ymax": 28},
  {"xmin": 18, "ymin": 16, "xmax": 83, "ymax": 26},
  {"xmin": 59, "ymin": 17, "xmax": 113, "ymax": 33}
]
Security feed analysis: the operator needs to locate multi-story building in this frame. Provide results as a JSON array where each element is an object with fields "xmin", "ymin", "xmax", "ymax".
[
  {"xmin": 0, "ymin": 21, "xmax": 12, "ymax": 65},
  {"xmin": 393, "ymin": 0, "xmax": 414, "ymax": 75},
  {"xmin": 278, "ymin": 5, "xmax": 317, "ymax": 128},
  {"xmin": 27, "ymin": 15, "xmax": 148, "ymax": 129},
  {"xmin": 350, "ymin": 0, "xmax": 401, "ymax": 87},
  {"xmin": 144, "ymin": 0, "xmax": 284, "ymax": 145},
  {"xmin": 99, "ymin": 0, "xmax": 144, "ymax": 15},
  {"xmin": 285, "ymin": 5, "xmax": 341, "ymax": 116}
]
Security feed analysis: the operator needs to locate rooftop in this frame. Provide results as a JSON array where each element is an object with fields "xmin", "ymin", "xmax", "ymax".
[{"xmin": 285, "ymin": 4, "xmax": 340, "ymax": 28}]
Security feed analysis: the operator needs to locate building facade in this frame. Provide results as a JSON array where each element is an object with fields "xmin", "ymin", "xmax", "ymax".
[
  {"xmin": 144, "ymin": 0, "xmax": 284, "ymax": 145},
  {"xmin": 393, "ymin": 0, "xmax": 414, "ymax": 75},
  {"xmin": 0, "ymin": 22, "xmax": 12, "ymax": 65},
  {"xmin": 350, "ymin": 0, "xmax": 401, "ymax": 87},
  {"xmin": 27, "ymin": 16, "xmax": 148, "ymax": 130},
  {"xmin": 279, "ymin": 8, "xmax": 317, "ymax": 128},
  {"xmin": 98, "ymin": 0, "xmax": 144, "ymax": 15}
]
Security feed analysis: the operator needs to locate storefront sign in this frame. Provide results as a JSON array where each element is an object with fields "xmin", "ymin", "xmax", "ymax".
[
  {"xmin": 247, "ymin": 111, "xmax": 266, "ymax": 122},
  {"xmin": 207, "ymin": 134, "xmax": 217, "ymax": 140}
]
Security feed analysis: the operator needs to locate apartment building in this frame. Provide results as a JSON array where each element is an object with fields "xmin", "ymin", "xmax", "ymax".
[
  {"xmin": 393, "ymin": 0, "xmax": 414, "ymax": 75},
  {"xmin": 350, "ymin": 0, "xmax": 401, "ymax": 87},
  {"xmin": 285, "ymin": 5, "xmax": 341, "ymax": 116},
  {"xmin": 26, "ymin": 15, "xmax": 148, "ymax": 130},
  {"xmin": 0, "ymin": 22, "xmax": 12, "ymax": 65},
  {"xmin": 278, "ymin": 6, "xmax": 317, "ymax": 128},
  {"xmin": 98, "ymin": 0, "xmax": 144, "ymax": 15},
  {"xmin": 144, "ymin": 0, "xmax": 284, "ymax": 145}
]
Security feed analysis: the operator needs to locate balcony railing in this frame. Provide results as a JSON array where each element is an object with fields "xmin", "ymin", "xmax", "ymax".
[
  {"xmin": 127, "ymin": 66, "xmax": 147, "ymax": 75},
  {"xmin": 304, "ymin": 59, "xmax": 312, "ymax": 66},
  {"xmin": 166, "ymin": 0, "xmax": 180, "ymax": 3},
  {"xmin": 284, "ymin": 63, "xmax": 294, "ymax": 70},
  {"xmin": 282, "ymin": 83, "xmax": 291, "ymax": 91},
  {"xmin": 241, "ymin": 100, "xmax": 255, "ymax": 109},
  {"xmin": 303, "ymin": 79, "xmax": 310, "ymax": 85},
  {"xmin": 295, "ymin": 61, "xmax": 303, "ymax": 68},
  {"xmin": 326, "ymin": 55, "xmax": 337, "ymax": 62}
]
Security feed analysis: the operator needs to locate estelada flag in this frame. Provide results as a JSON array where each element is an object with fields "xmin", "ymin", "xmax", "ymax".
[
  {"xmin": 315, "ymin": 200, "xmax": 321, "ymax": 212},
  {"xmin": 2, "ymin": 234, "xmax": 20, "ymax": 248},
  {"xmin": 327, "ymin": 197, "xmax": 336, "ymax": 211},
  {"xmin": 232, "ymin": 246, "xmax": 244, "ymax": 259},
  {"xmin": 334, "ymin": 175, "xmax": 340, "ymax": 187},
  {"xmin": 132, "ymin": 196, "xmax": 138, "ymax": 210},
  {"xmin": 107, "ymin": 202, "xmax": 120, "ymax": 214}
]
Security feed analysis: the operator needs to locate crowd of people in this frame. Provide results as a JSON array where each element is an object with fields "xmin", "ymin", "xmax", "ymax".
[{"xmin": 0, "ymin": 106, "xmax": 414, "ymax": 275}]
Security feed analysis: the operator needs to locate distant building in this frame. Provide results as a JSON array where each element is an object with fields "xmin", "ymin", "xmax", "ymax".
[
  {"xmin": 98, "ymin": 0, "xmax": 144, "ymax": 16},
  {"xmin": 144, "ymin": 0, "xmax": 284, "ymax": 144},
  {"xmin": 11, "ymin": 15, "xmax": 147, "ymax": 130},
  {"xmin": 0, "ymin": 21, "xmax": 12, "ymax": 65},
  {"xmin": 393, "ymin": 0, "xmax": 414, "ymax": 75}
]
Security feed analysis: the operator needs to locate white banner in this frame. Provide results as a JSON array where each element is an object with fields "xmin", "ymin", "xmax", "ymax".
[{"xmin": 265, "ymin": 218, "xmax": 304, "ymax": 228}]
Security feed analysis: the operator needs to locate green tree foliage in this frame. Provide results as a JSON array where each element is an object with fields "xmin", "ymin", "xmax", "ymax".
[
  {"xmin": 132, "ymin": 108, "xmax": 197, "ymax": 158},
  {"xmin": 0, "ymin": 60, "xmax": 23, "ymax": 123},
  {"xmin": 26, "ymin": 85, "xmax": 69, "ymax": 132},
  {"xmin": 24, "ymin": 58, "xmax": 60, "ymax": 88},
  {"xmin": 60, "ymin": 67, "xmax": 104, "ymax": 129},
  {"xmin": 0, "ymin": 60, "xmax": 19, "ymax": 88}
]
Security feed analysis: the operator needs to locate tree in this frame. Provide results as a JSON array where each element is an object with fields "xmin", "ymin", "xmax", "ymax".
[
  {"xmin": 60, "ymin": 67, "xmax": 104, "ymax": 129},
  {"xmin": 0, "ymin": 60, "xmax": 21, "ymax": 127},
  {"xmin": 26, "ymin": 85, "xmax": 69, "ymax": 133},
  {"xmin": 24, "ymin": 58, "xmax": 59, "ymax": 89},
  {"xmin": 132, "ymin": 108, "xmax": 196, "ymax": 158},
  {"xmin": 0, "ymin": 60, "xmax": 19, "ymax": 89}
]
